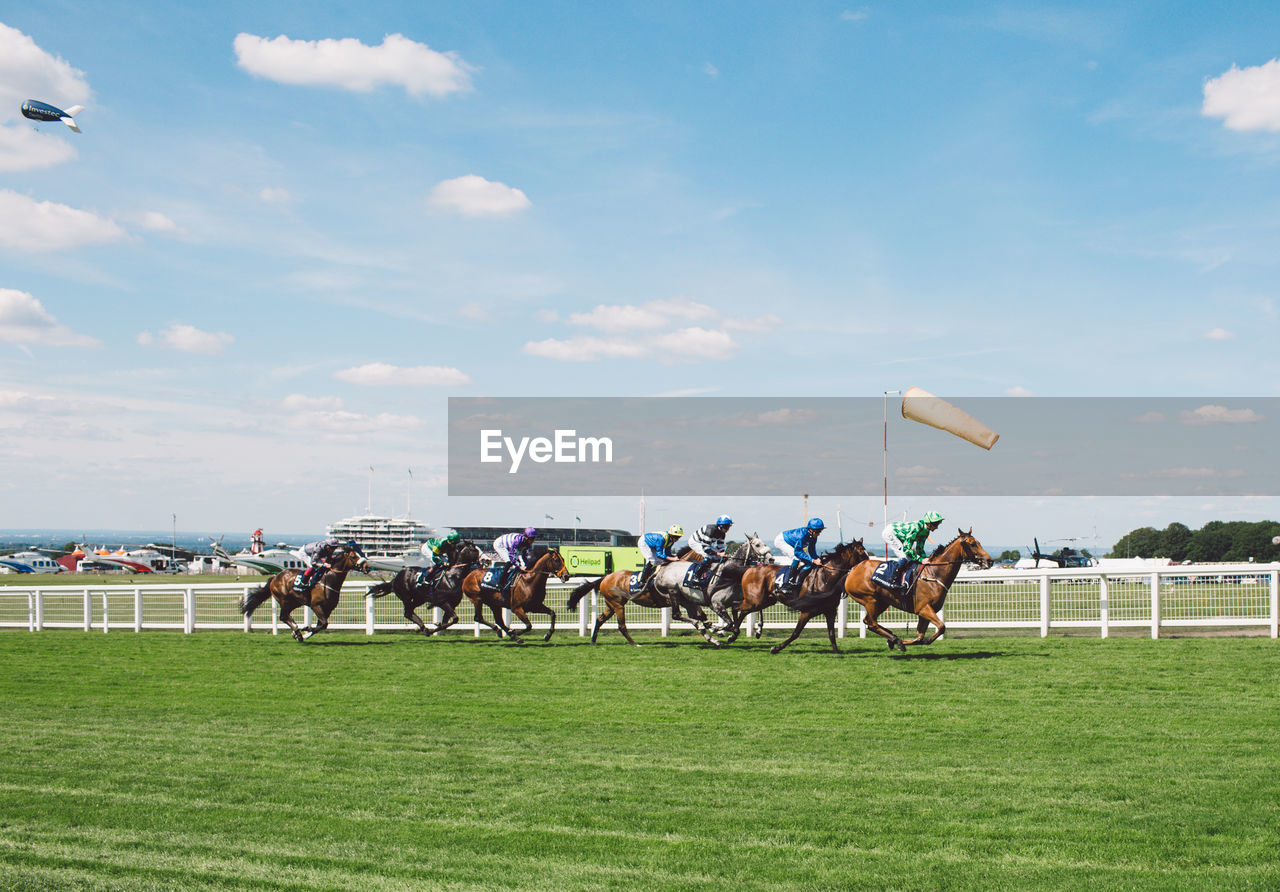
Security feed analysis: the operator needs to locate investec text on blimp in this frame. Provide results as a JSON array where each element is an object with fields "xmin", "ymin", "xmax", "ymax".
[{"xmin": 479, "ymin": 429, "xmax": 613, "ymax": 474}]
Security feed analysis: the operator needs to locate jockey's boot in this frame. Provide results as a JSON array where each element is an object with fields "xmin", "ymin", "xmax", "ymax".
[
  {"xmin": 295, "ymin": 568, "xmax": 315, "ymax": 595},
  {"xmin": 896, "ymin": 560, "xmax": 915, "ymax": 593}
]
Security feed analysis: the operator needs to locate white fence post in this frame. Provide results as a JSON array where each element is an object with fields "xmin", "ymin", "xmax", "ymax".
[
  {"xmin": 1039, "ymin": 575, "xmax": 1050, "ymax": 638},
  {"xmin": 1150, "ymin": 572, "xmax": 1160, "ymax": 640},
  {"xmin": 83, "ymin": 589, "xmax": 92, "ymax": 632},
  {"xmin": 27, "ymin": 591, "xmax": 34, "ymax": 632},
  {"xmin": 134, "ymin": 587, "xmax": 143, "ymax": 633},
  {"xmin": 746, "ymin": 610, "xmax": 757, "ymax": 638},
  {"xmin": 578, "ymin": 592, "xmax": 588, "ymax": 637},
  {"xmin": 365, "ymin": 593, "xmax": 375, "ymax": 636},
  {"xmin": 661, "ymin": 608, "xmax": 670, "ymax": 637},
  {"xmin": 434, "ymin": 606, "xmax": 443, "ymax": 630},
  {"xmin": 1270, "ymin": 568, "xmax": 1278, "ymax": 639},
  {"xmin": 34, "ymin": 590, "xmax": 43, "ymax": 631},
  {"xmin": 1099, "ymin": 575, "xmax": 1109, "ymax": 640},
  {"xmin": 271, "ymin": 597, "xmax": 279, "ymax": 635},
  {"xmin": 859, "ymin": 604, "xmax": 867, "ymax": 638},
  {"xmin": 304, "ymin": 606, "xmax": 315, "ymax": 631},
  {"xmin": 837, "ymin": 597, "xmax": 847, "ymax": 638},
  {"xmin": 184, "ymin": 587, "xmax": 195, "ymax": 634},
  {"xmin": 102, "ymin": 592, "xmax": 109, "ymax": 634}
]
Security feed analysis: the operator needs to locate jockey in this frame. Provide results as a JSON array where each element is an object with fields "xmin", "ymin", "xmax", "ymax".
[
  {"xmin": 882, "ymin": 511, "xmax": 944, "ymax": 592},
  {"xmin": 638, "ymin": 524, "xmax": 684, "ymax": 590},
  {"xmin": 688, "ymin": 515, "xmax": 732, "ymax": 559},
  {"xmin": 774, "ymin": 518, "xmax": 824, "ymax": 595},
  {"xmin": 295, "ymin": 537, "xmax": 346, "ymax": 596},
  {"xmin": 419, "ymin": 530, "xmax": 462, "ymax": 584},
  {"xmin": 493, "ymin": 527, "xmax": 539, "ymax": 590}
]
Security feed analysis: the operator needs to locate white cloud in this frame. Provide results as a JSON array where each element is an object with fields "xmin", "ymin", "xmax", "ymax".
[
  {"xmin": 722, "ymin": 313, "xmax": 782, "ymax": 332},
  {"xmin": 896, "ymin": 465, "xmax": 942, "ymax": 477},
  {"xmin": 259, "ymin": 186, "xmax": 291, "ymax": 204},
  {"xmin": 1203, "ymin": 58, "xmax": 1280, "ymax": 132},
  {"xmin": 734, "ymin": 408, "xmax": 820, "ymax": 427},
  {"xmin": 0, "ymin": 126, "xmax": 76, "ymax": 172},
  {"xmin": 534, "ymin": 308, "xmax": 560, "ymax": 323},
  {"xmin": 1178, "ymin": 405, "xmax": 1264, "ymax": 425},
  {"xmin": 0, "ymin": 190, "xmax": 125, "ymax": 251},
  {"xmin": 1133, "ymin": 411, "xmax": 1166, "ymax": 424},
  {"xmin": 137, "ymin": 323, "xmax": 234, "ymax": 354},
  {"xmin": 333, "ymin": 362, "xmax": 470, "ymax": 387},
  {"xmin": 234, "ymin": 32, "xmax": 473, "ymax": 97},
  {"xmin": 1004, "ymin": 385, "xmax": 1035, "ymax": 397},
  {"xmin": 522, "ymin": 326, "xmax": 737, "ymax": 364},
  {"xmin": 841, "ymin": 8, "xmax": 870, "ymax": 23},
  {"xmin": 703, "ymin": 62, "xmax": 719, "ymax": 78},
  {"xmin": 457, "ymin": 302, "xmax": 490, "ymax": 321},
  {"xmin": 1204, "ymin": 327, "xmax": 1234, "ymax": 340},
  {"xmin": 568, "ymin": 298, "xmax": 717, "ymax": 330},
  {"xmin": 427, "ymin": 175, "xmax": 530, "ymax": 218},
  {"xmin": 137, "ymin": 211, "xmax": 180, "ymax": 232},
  {"xmin": 281, "ymin": 393, "xmax": 343, "ymax": 411},
  {"xmin": 0, "ymin": 289, "xmax": 99, "ymax": 347}
]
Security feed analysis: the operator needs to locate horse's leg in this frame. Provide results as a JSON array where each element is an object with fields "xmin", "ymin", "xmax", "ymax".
[
  {"xmin": 509, "ymin": 606, "xmax": 534, "ymax": 638},
  {"xmin": 469, "ymin": 597, "xmax": 507, "ymax": 639},
  {"xmin": 770, "ymin": 611, "xmax": 816, "ymax": 654},
  {"xmin": 590, "ymin": 603, "xmax": 615, "ymax": 644},
  {"xmin": 860, "ymin": 599, "xmax": 906, "ymax": 652},
  {"xmin": 905, "ymin": 604, "xmax": 945, "ymax": 645},
  {"xmin": 680, "ymin": 608, "xmax": 722, "ymax": 647},
  {"xmin": 824, "ymin": 607, "xmax": 840, "ymax": 654},
  {"xmin": 752, "ymin": 609, "xmax": 765, "ymax": 639},
  {"xmin": 614, "ymin": 602, "xmax": 641, "ymax": 647},
  {"xmin": 434, "ymin": 601, "xmax": 460, "ymax": 635},
  {"xmin": 402, "ymin": 597, "xmax": 430, "ymax": 635},
  {"xmin": 280, "ymin": 605, "xmax": 306, "ymax": 642},
  {"xmin": 525, "ymin": 603, "xmax": 556, "ymax": 642},
  {"xmin": 302, "ymin": 604, "xmax": 330, "ymax": 640}
]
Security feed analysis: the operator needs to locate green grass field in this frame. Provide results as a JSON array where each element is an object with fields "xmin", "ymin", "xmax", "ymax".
[{"xmin": 1, "ymin": 630, "xmax": 1277, "ymax": 890}]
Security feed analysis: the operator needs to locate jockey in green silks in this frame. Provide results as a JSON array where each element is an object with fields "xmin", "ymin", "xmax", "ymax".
[{"xmin": 881, "ymin": 511, "xmax": 944, "ymax": 592}]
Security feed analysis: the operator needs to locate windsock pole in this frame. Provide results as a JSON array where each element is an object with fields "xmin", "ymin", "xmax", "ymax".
[{"xmin": 883, "ymin": 390, "xmax": 900, "ymax": 558}]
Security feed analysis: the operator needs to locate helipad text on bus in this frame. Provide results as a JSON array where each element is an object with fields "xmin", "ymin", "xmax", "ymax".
[{"xmin": 479, "ymin": 429, "xmax": 613, "ymax": 474}]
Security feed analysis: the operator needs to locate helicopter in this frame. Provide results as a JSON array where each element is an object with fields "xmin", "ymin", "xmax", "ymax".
[{"xmin": 1018, "ymin": 537, "xmax": 1096, "ymax": 569}]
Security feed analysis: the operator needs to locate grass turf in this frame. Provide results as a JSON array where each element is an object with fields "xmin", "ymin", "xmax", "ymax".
[{"xmin": 0, "ymin": 630, "xmax": 1277, "ymax": 890}]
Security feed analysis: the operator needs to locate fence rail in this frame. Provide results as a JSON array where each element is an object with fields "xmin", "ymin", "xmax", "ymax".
[{"xmin": 1, "ymin": 563, "xmax": 1277, "ymax": 639}]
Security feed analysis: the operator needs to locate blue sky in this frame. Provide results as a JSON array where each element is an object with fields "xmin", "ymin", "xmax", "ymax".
[{"xmin": 2, "ymin": 2, "xmax": 1280, "ymax": 549}]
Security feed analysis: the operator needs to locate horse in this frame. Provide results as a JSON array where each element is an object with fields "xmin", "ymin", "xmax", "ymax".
[
  {"xmin": 567, "ymin": 556, "xmax": 724, "ymax": 647},
  {"xmin": 366, "ymin": 542, "xmax": 482, "ymax": 636},
  {"xmin": 502, "ymin": 548, "xmax": 570, "ymax": 641},
  {"xmin": 843, "ymin": 528, "xmax": 992, "ymax": 652},
  {"xmin": 693, "ymin": 533, "xmax": 776, "ymax": 632},
  {"xmin": 239, "ymin": 545, "xmax": 370, "ymax": 642},
  {"xmin": 724, "ymin": 539, "xmax": 870, "ymax": 654},
  {"xmin": 460, "ymin": 547, "xmax": 568, "ymax": 643}
]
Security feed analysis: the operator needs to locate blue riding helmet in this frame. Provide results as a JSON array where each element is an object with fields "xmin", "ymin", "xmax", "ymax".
[
  {"xmin": 716, "ymin": 515, "xmax": 733, "ymax": 526},
  {"xmin": 806, "ymin": 518, "xmax": 825, "ymax": 531},
  {"xmin": 346, "ymin": 539, "xmax": 358, "ymax": 550}
]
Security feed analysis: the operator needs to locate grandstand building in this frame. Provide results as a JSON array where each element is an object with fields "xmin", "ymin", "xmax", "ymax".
[{"xmin": 326, "ymin": 514, "xmax": 436, "ymax": 558}]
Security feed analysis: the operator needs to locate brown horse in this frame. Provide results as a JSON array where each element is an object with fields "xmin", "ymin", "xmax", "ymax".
[
  {"xmin": 239, "ymin": 545, "xmax": 370, "ymax": 642},
  {"xmin": 843, "ymin": 528, "xmax": 992, "ymax": 652},
  {"xmin": 727, "ymin": 539, "xmax": 869, "ymax": 654},
  {"xmin": 365, "ymin": 542, "xmax": 482, "ymax": 636},
  {"xmin": 566, "ymin": 564, "xmax": 721, "ymax": 647},
  {"xmin": 460, "ymin": 548, "xmax": 568, "ymax": 642}
]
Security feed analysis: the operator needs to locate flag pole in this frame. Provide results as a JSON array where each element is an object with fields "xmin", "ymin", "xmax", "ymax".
[{"xmin": 883, "ymin": 390, "xmax": 900, "ymax": 557}]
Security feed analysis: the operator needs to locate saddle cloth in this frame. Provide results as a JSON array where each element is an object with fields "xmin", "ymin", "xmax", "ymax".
[
  {"xmin": 629, "ymin": 571, "xmax": 646, "ymax": 594},
  {"xmin": 872, "ymin": 559, "xmax": 900, "ymax": 588},
  {"xmin": 480, "ymin": 563, "xmax": 507, "ymax": 593}
]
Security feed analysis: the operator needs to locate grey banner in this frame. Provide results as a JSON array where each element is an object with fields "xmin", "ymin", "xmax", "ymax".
[{"xmin": 447, "ymin": 397, "xmax": 1280, "ymax": 496}]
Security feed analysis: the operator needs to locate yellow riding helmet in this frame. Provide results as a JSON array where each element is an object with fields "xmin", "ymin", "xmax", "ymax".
[{"xmin": 668, "ymin": 524, "xmax": 684, "ymax": 538}]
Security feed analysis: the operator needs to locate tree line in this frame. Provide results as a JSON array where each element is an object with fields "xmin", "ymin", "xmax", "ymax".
[{"xmin": 1110, "ymin": 521, "xmax": 1280, "ymax": 563}]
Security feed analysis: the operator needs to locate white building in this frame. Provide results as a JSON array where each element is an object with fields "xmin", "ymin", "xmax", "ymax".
[{"xmin": 326, "ymin": 514, "xmax": 435, "ymax": 559}]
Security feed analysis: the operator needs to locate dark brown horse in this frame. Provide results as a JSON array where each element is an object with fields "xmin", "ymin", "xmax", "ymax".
[
  {"xmin": 843, "ymin": 528, "xmax": 992, "ymax": 652},
  {"xmin": 366, "ymin": 542, "xmax": 482, "ymax": 636},
  {"xmin": 239, "ymin": 545, "xmax": 370, "ymax": 642},
  {"xmin": 726, "ymin": 539, "xmax": 869, "ymax": 654},
  {"xmin": 566, "ymin": 565, "xmax": 721, "ymax": 647},
  {"xmin": 461, "ymin": 548, "xmax": 569, "ymax": 643}
]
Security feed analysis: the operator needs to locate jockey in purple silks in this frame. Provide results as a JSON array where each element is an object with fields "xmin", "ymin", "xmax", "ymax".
[{"xmin": 493, "ymin": 527, "xmax": 539, "ymax": 591}]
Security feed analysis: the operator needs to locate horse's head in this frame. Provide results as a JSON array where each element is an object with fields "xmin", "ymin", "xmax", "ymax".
[
  {"xmin": 337, "ymin": 546, "xmax": 369, "ymax": 575},
  {"xmin": 457, "ymin": 541, "xmax": 481, "ymax": 565},
  {"xmin": 825, "ymin": 538, "xmax": 868, "ymax": 569},
  {"xmin": 745, "ymin": 532, "xmax": 774, "ymax": 564},
  {"xmin": 955, "ymin": 527, "xmax": 992, "ymax": 569},
  {"xmin": 542, "ymin": 549, "xmax": 571, "ymax": 582}
]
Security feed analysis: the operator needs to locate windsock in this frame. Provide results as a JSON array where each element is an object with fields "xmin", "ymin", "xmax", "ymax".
[{"xmin": 901, "ymin": 386, "xmax": 999, "ymax": 450}]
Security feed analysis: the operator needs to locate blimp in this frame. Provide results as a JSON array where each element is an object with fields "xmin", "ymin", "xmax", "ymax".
[{"xmin": 20, "ymin": 99, "xmax": 85, "ymax": 133}]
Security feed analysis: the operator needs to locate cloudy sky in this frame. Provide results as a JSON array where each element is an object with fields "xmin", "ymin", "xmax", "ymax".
[{"xmin": 2, "ymin": 3, "xmax": 1280, "ymax": 548}]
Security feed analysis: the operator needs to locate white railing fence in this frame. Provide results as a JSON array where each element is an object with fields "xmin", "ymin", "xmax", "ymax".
[{"xmin": 0, "ymin": 564, "xmax": 1277, "ymax": 639}]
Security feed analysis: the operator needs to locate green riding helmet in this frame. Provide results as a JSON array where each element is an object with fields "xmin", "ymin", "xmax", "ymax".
[
  {"xmin": 445, "ymin": 530, "xmax": 461, "ymax": 542},
  {"xmin": 923, "ymin": 511, "xmax": 944, "ymax": 524}
]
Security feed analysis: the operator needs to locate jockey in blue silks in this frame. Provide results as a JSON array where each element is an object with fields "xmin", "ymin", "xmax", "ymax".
[
  {"xmin": 773, "ymin": 518, "xmax": 825, "ymax": 595},
  {"xmin": 638, "ymin": 525, "xmax": 684, "ymax": 592}
]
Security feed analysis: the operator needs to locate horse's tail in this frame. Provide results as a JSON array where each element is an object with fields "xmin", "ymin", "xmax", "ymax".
[
  {"xmin": 239, "ymin": 582, "xmax": 272, "ymax": 617},
  {"xmin": 367, "ymin": 577, "xmax": 397, "ymax": 599},
  {"xmin": 567, "ymin": 576, "xmax": 603, "ymax": 610}
]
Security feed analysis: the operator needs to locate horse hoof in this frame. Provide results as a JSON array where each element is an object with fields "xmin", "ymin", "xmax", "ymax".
[{"xmin": 769, "ymin": 646, "xmax": 781, "ymax": 655}]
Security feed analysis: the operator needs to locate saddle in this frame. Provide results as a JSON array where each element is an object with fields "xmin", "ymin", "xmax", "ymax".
[{"xmin": 872, "ymin": 559, "xmax": 918, "ymax": 611}]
